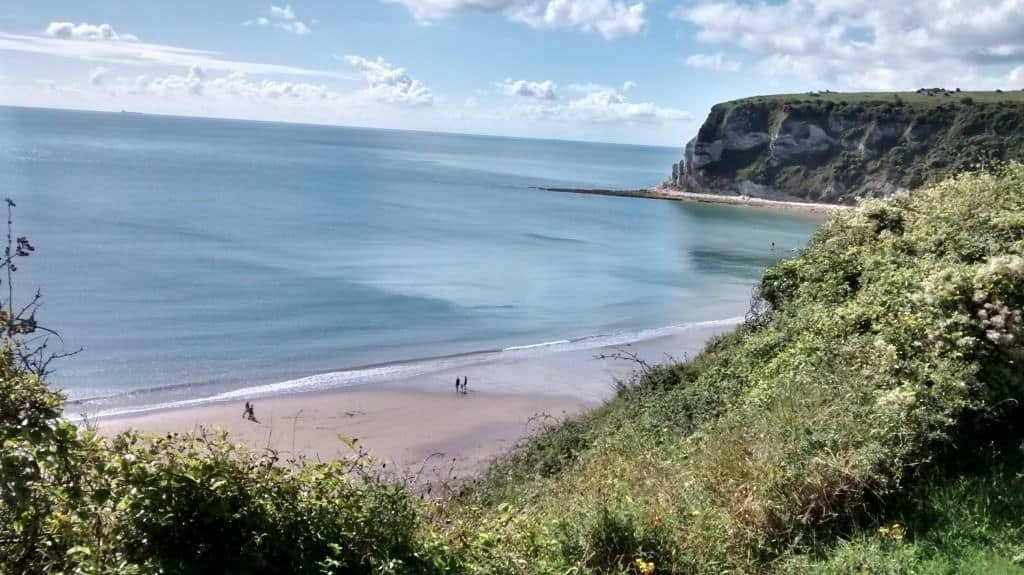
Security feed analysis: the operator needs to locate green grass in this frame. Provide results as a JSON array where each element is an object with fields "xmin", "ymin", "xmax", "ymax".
[
  {"xmin": 783, "ymin": 446, "xmax": 1024, "ymax": 574},
  {"xmin": 733, "ymin": 89, "xmax": 1024, "ymax": 107}
]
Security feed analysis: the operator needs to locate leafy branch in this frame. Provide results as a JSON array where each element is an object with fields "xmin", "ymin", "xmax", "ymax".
[{"xmin": 1, "ymin": 198, "xmax": 80, "ymax": 376}]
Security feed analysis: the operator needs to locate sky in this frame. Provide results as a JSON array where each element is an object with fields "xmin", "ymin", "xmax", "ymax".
[{"xmin": 1, "ymin": 1, "xmax": 1024, "ymax": 146}]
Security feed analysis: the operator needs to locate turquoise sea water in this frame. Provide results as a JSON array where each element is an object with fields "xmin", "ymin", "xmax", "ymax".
[{"xmin": 0, "ymin": 106, "xmax": 822, "ymax": 413}]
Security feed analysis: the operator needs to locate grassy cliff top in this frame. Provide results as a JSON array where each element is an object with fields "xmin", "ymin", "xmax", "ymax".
[{"xmin": 726, "ymin": 89, "xmax": 1024, "ymax": 108}]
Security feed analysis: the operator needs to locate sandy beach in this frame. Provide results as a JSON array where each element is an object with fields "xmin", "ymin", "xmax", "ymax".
[
  {"xmin": 535, "ymin": 185, "xmax": 850, "ymax": 213},
  {"xmin": 99, "ymin": 387, "xmax": 588, "ymax": 482},
  {"xmin": 647, "ymin": 186, "xmax": 852, "ymax": 213},
  {"xmin": 97, "ymin": 320, "xmax": 735, "ymax": 480}
]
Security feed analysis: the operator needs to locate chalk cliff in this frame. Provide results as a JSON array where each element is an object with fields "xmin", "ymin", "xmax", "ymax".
[{"xmin": 670, "ymin": 91, "xmax": 1024, "ymax": 204}]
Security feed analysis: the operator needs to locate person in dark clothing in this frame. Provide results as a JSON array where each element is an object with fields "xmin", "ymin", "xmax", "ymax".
[
  {"xmin": 462, "ymin": 376, "xmax": 468, "ymax": 394},
  {"xmin": 242, "ymin": 401, "xmax": 258, "ymax": 423},
  {"xmin": 455, "ymin": 376, "xmax": 461, "ymax": 394}
]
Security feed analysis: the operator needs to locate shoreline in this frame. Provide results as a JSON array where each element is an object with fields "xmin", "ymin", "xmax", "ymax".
[
  {"xmin": 96, "ymin": 319, "xmax": 737, "ymax": 480},
  {"xmin": 77, "ymin": 318, "xmax": 743, "ymax": 421},
  {"xmin": 534, "ymin": 185, "xmax": 851, "ymax": 213}
]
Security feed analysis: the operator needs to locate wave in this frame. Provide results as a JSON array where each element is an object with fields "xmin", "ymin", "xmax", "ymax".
[
  {"xmin": 81, "ymin": 316, "xmax": 743, "ymax": 421},
  {"xmin": 502, "ymin": 339, "xmax": 570, "ymax": 351}
]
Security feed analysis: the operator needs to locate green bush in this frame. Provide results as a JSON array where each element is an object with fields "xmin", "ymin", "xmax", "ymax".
[{"xmin": 2, "ymin": 389, "xmax": 455, "ymax": 574}]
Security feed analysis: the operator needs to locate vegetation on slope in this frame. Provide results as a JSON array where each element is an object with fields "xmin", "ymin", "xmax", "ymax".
[
  {"xmin": 3, "ymin": 165, "xmax": 1024, "ymax": 574},
  {"xmin": 444, "ymin": 164, "xmax": 1024, "ymax": 572}
]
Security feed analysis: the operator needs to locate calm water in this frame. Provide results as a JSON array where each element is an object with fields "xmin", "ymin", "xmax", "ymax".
[{"xmin": 0, "ymin": 106, "xmax": 821, "ymax": 412}]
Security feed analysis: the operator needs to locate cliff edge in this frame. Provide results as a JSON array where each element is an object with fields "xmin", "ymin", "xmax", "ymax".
[{"xmin": 671, "ymin": 90, "xmax": 1024, "ymax": 204}]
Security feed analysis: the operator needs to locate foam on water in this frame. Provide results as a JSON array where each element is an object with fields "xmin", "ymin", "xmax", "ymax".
[
  {"xmin": 502, "ymin": 339, "xmax": 571, "ymax": 352},
  {"xmin": 83, "ymin": 317, "xmax": 743, "ymax": 419}
]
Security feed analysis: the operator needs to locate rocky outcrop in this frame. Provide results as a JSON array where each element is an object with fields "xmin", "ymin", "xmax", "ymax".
[{"xmin": 671, "ymin": 92, "xmax": 1024, "ymax": 204}]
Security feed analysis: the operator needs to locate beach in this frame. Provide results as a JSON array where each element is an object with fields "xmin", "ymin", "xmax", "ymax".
[
  {"xmin": 649, "ymin": 187, "xmax": 852, "ymax": 212},
  {"xmin": 97, "ymin": 320, "xmax": 735, "ymax": 480},
  {"xmin": 535, "ymin": 185, "xmax": 850, "ymax": 213},
  {"xmin": 17, "ymin": 107, "xmax": 822, "ymax": 484}
]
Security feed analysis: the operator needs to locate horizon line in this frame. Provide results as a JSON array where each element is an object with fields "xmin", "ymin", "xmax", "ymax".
[{"xmin": 0, "ymin": 103, "xmax": 683, "ymax": 150}]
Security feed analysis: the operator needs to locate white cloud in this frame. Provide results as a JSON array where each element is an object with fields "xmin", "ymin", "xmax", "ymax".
[
  {"xmin": 622, "ymin": 80, "xmax": 637, "ymax": 91},
  {"xmin": 344, "ymin": 55, "xmax": 433, "ymax": 107},
  {"xmin": 567, "ymin": 82, "xmax": 608, "ymax": 94},
  {"xmin": 143, "ymin": 65, "xmax": 207, "ymax": 96},
  {"xmin": 684, "ymin": 52, "xmax": 740, "ymax": 72},
  {"xmin": 45, "ymin": 21, "xmax": 139, "ymax": 42},
  {"xmin": 0, "ymin": 32, "xmax": 343, "ymax": 78},
  {"xmin": 88, "ymin": 66, "xmax": 109, "ymax": 86},
  {"xmin": 565, "ymin": 84, "xmax": 691, "ymax": 123},
  {"xmin": 674, "ymin": 0, "xmax": 1024, "ymax": 89},
  {"xmin": 270, "ymin": 5, "xmax": 297, "ymax": 20},
  {"xmin": 496, "ymin": 78, "xmax": 557, "ymax": 99},
  {"xmin": 386, "ymin": 0, "xmax": 647, "ymax": 39},
  {"xmin": 245, "ymin": 5, "xmax": 314, "ymax": 35},
  {"xmin": 498, "ymin": 82, "xmax": 691, "ymax": 125},
  {"xmin": 102, "ymin": 67, "xmax": 340, "ymax": 104}
]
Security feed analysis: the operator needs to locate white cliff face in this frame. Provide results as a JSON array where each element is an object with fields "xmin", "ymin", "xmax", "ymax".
[
  {"xmin": 684, "ymin": 107, "xmax": 771, "ymax": 173},
  {"xmin": 768, "ymin": 119, "xmax": 835, "ymax": 165},
  {"xmin": 672, "ymin": 103, "xmax": 919, "ymax": 204}
]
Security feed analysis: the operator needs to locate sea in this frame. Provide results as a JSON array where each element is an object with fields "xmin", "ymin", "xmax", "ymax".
[{"xmin": 0, "ymin": 106, "xmax": 823, "ymax": 416}]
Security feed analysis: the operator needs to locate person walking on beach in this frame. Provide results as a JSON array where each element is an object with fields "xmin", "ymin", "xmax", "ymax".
[
  {"xmin": 462, "ymin": 375, "xmax": 468, "ymax": 394},
  {"xmin": 455, "ymin": 376, "xmax": 461, "ymax": 394},
  {"xmin": 242, "ymin": 401, "xmax": 258, "ymax": 423}
]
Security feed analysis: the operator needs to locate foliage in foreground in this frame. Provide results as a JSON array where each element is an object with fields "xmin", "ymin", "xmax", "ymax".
[
  {"xmin": 4, "ymin": 165, "xmax": 1024, "ymax": 574},
  {"xmin": 1, "ymin": 379, "xmax": 454, "ymax": 574}
]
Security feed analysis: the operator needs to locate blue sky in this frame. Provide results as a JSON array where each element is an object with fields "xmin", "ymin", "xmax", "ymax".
[{"xmin": 1, "ymin": 1, "xmax": 1023, "ymax": 145}]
